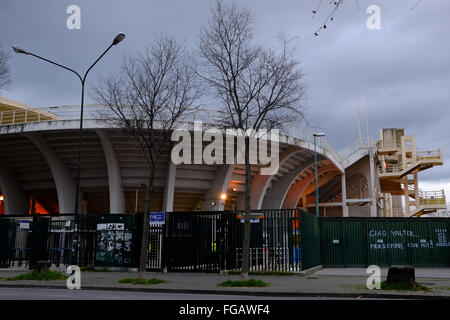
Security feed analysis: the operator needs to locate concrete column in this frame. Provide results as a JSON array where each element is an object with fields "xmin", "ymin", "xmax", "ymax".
[
  {"xmin": 96, "ymin": 130, "xmax": 125, "ymax": 214},
  {"xmin": 392, "ymin": 195, "xmax": 403, "ymax": 217},
  {"xmin": 388, "ymin": 194, "xmax": 393, "ymax": 217},
  {"xmin": 369, "ymin": 150, "xmax": 377, "ymax": 217},
  {"xmin": 163, "ymin": 161, "xmax": 176, "ymax": 212},
  {"xmin": 203, "ymin": 164, "xmax": 234, "ymax": 211},
  {"xmin": 24, "ymin": 133, "xmax": 78, "ymax": 214},
  {"xmin": 341, "ymin": 174, "xmax": 348, "ymax": 217},
  {"xmin": 0, "ymin": 161, "xmax": 28, "ymax": 215},
  {"xmin": 403, "ymin": 176, "xmax": 410, "ymax": 215},
  {"xmin": 413, "ymin": 171, "xmax": 419, "ymax": 209}
]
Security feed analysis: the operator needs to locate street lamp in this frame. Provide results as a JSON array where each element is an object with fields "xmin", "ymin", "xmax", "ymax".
[
  {"xmin": 313, "ymin": 132, "xmax": 326, "ymax": 218},
  {"xmin": 12, "ymin": 33, "xmax": 125, "ymax": 215}
]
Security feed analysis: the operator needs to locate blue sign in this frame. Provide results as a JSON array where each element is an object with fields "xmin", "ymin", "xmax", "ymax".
[
  {"xmin": 240, "ymin": 218, "xmax": 259, "ymax": 223},
  {"xmin": 150, "ymin": 211, "xmax": 165, "ymax": 225}
]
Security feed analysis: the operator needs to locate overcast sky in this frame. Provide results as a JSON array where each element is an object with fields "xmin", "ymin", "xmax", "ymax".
[{"xmin": 1, "ymin": 0, "xmax": 449, "ymax": 197}]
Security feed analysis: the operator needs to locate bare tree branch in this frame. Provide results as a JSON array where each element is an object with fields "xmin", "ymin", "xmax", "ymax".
[
  {"xmin": 94, "ymin": 35, "xmax": 200, "ymax": 274},
  {"xmin": 198, "ymin": 1, "xmax": 306, "ymax": 281}
]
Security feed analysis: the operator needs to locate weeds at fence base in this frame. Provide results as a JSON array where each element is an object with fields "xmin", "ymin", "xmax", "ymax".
[
  {"xmin": 226, "ymin": 270, "xmax": 296, "ymax": 276},
  {"xmin": 118, "ymin": 278, "xmax": 168, "ymax": 285},
  {"xmin": 6, "ymin": 270, "xmax": 68, "ymax": 281},
  {"xmin": 218, "ymin": 279, "xmax": 269, "ymax": 287},
  {"xmin": 380, "ymin": 280, "xmax": 430, "ymax": 291}
]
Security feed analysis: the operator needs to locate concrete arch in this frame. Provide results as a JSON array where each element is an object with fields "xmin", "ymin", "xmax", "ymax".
[
  {"xmin": 24, "ymin": 133, "xmax": 77, "ymax": 213},
  {"xmin": 283, "ymin": 164, "xmax": 338, "ymax": 208},
  {"xmin": 250, "ymin": 147, "xmax": 302, "ymax": 209},
  {"xmin": 203, "ymin": 164, "xmax": 235, "ymax": 210},
  {"xmin": 261, "ymin": 158, "xmax": 313, "ymax": 209},
  {"xmin": 0, "ymin": 161, "xmax": 28, "ymax": 215},
  {"xmin": 96, "ymin": 130, "xmax": 125, "ymax": 214}
]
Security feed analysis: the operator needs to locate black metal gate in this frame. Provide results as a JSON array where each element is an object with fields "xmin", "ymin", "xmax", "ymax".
[
  {"xmin": 147, "ymin": 209, "xmax": 316, "ymax": 273},
  {"xmin": 229, "ymin": 209, "xmax": 304, "ymax": 272},
  {"xmin": 29, "ymin": 215, "xmax": 50, "ymax": 269},
  {"xmin": 159, "ymin": 211, "xmax": 232, "ymax": 273}
]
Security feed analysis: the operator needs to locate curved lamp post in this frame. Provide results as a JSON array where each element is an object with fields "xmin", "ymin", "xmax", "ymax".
[
  {"xmin": 313, "ymin": 132, "xmax": 326, "ymax": 217},
  {"xmin": 12, "ymin": 33, "xmax": 125, "ymax": 216}
]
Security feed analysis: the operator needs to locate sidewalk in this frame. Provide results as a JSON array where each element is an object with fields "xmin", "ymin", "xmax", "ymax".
[
  {"xmin": 0, "ymin": 268, "xmax": 449, "ymax": 299},
  {"xmin": 316, "ymin": 267, "xmax": 450, "ymax": 279}
]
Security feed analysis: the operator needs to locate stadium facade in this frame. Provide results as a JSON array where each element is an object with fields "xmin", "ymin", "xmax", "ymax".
[{"xmin": 0, "ymin": 97, "xmax": 446, "ymax": 217}]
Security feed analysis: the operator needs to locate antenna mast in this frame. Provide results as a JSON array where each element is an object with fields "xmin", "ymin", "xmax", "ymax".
[{"xmin": 355, "ymin": 72, "xmax": 363, "ymax": 146}]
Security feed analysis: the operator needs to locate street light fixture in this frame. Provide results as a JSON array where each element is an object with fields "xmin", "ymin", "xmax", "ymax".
[
  {"xmin": 13, "ymin": 34, "xmax": 125, "ymax": 265},
  {"xmin": 313, "ymin": 132, "xmax": 326, "ymax": 218},
  {"xmin": 12, "ymin": 33, "xmax": 125, "ymax": 216}
]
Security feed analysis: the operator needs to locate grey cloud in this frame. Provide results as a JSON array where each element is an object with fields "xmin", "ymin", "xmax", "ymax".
[{"xmin": 1, "ymin": 0, "xmax": 449, "ymax": 187}]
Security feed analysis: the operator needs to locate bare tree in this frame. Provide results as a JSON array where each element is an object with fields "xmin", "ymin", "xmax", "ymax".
[
  {"xmin": 199, "ymin": 1, "xmax": 306, "ymax": 280},
  {"xmin": 95, "ymin": 35, "xmax": 200, "ymax": 275},
  {"xmin": 0, "ymin": 46, "xmax": 11, "ymax": 90}
]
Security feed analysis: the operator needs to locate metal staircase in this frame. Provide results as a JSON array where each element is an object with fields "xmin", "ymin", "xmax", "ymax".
[{"xmin": 400, "ymin": 183, "xmax": 447, "ymax": 217}]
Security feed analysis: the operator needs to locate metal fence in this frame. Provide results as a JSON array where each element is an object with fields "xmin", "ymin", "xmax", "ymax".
[
  {"xmin": 320, "ymin": 217, "xmax": 450, "ymax": 267},
  {"xmin": 0, "ymin": 210, "xmax": 321, "ymax": 272},
  {"xmin": 231, "ymin": 209, "xmax": 303, "ymax": 272},
  {"xmin": 143, "ymin": 209, "xmax": 320, "ymax": 273},
  {"xmin": 9, "ymin": 211, "xmax": 447, "ymax": 272},
  {"xmin": 0, "ymin": 214, "xmax": 99, "ymax": 269}
]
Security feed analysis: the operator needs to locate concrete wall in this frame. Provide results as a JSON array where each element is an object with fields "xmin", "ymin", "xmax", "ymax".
[{"xmin": 348, "ymin": 206, "xmax": 372, "ymax": 217}]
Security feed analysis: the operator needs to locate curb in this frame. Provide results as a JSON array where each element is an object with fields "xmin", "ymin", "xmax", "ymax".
[
  {"xmin": 298, "ymin": 265, "xmax": 323, "ymax": 277},
  {"xmin": 0, "ymin": 283, "xmax": 449, "ymax": 300}
]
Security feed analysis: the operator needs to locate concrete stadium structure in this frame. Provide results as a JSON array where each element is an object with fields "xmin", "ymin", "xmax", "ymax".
[{"xmin": 0, "ymin": 97, "xmax": 446, "ymax": 217}]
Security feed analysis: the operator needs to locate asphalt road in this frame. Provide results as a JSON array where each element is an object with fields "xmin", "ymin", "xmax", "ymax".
[{"xmin": 0, "ymin": 287, "xmax": 385, "ymax": 300}]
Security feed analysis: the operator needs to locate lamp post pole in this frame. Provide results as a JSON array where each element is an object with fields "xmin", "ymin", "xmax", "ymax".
[
  {"xmin": 12, "ymin": 33, "xmax": 125, "ymax": 264},
  {"xmin": 313, "ymin": 133, "xmax": 326, "ymax": 218}
]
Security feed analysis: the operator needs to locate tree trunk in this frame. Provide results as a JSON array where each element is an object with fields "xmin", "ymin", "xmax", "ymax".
[
  {"xmin": 240, "ymin": 136, "xmax": 252, "ymax": 281},
  {"xmin": 138, "ymin": 165, "xmax": 154, "ymax": 279}
]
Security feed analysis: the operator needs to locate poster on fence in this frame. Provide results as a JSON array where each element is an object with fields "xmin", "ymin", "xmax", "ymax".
[{"xmin": 95, "ymin": 216, "xmax": 136, "ymax": 268}]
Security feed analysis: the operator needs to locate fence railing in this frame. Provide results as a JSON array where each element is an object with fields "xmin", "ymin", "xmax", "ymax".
[
  {"xmin": 0, "ymin": 108, "xmax": 60, "ymax": 125},
  {"xmin": 378, "ymin": 150, "xmax": 443, "ymax": 176},
  {"xmin": 0, "ymin": 104, "xmax": 343, "ymax": 165},
  {"xmin": 378, "ymin": 163, "xmax": 403, "ymax": 175},
  {"xmin": 417, "ymin": 150, "xmax": 442, "ymax": 162},
  {"xmin": 338, "ymin": 137, "xmax": 376, "ymax": 161}
]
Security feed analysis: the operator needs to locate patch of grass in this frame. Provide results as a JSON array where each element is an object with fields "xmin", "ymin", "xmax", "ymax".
[
  {"xmin": 218, "ymin": 279, "xmax": 269, "ymax": 287},
  {"xmin": 380, "ymin": 280, "xmax": 430, "ymax": 292},
  {"xmin": 118, "ymin": 278, "xmax": 168, "ymax": 285},
  {"xmin": 79, "ymin": 266, "xmax": 109, "ymax": 272},
  {"xmin": 226, "ymin": 270, "xmax": 296, "ymax": 276},
  {"xmin": 433, "ymin": 286, "xmax": 450, "ymax": 291},
  {"xmin": 6, "ymin": 270, "xmax": 68, "ymax": 281}
]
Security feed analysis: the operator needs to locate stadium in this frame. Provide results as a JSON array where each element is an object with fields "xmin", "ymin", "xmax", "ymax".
[{"xmin": 0, "ymin": 96, "xmax": 446, "ymax": 218}]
